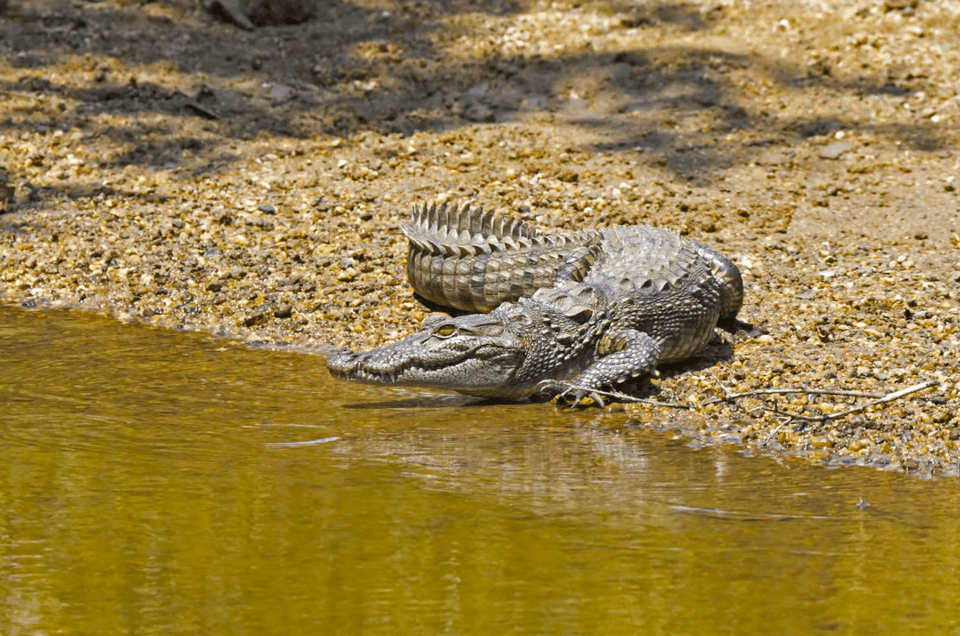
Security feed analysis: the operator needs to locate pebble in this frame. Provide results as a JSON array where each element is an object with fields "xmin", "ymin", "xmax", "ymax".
[{"xmin": 819, "ymin": 142, "xmax": 852, "ymax": 160}]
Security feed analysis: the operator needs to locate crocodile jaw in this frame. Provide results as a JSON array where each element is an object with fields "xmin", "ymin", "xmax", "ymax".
[{"xmin": 326, "ymin": 317, "xmax": 531, "ymax": 399}]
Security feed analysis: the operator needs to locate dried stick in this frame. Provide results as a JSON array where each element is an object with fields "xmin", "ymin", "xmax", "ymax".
[
  {"xmin": 701, "ymin": 387, "xmax": 884, "ymax": 406},
  {"xmin": 0, "ymin": 89, "xmax": 44, "ymax": 102},
  {"xmin": 783, "ymin": 379, "xmax": 938, "ymax": 423},
  {"xmin": 614, "ymin": 379, "xmax": 938, "ymax": 424}
]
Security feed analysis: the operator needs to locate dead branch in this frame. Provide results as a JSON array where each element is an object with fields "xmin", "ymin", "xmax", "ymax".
[
  {"xmin": 793, "ymin": 379, "xmax": 938, "ymax": 423},
  {"xmin": 702, "ymin": 387, "xmax": 884, "ymax": 406},
  {"xmin": 618, "ymin": 379, "xmax": 939, "ymax": 425}
]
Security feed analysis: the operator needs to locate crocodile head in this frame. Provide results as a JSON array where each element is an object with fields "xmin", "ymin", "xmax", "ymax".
[{"xmin": 325, "ymin": 311, "xmax": 537, "ymax": 399}]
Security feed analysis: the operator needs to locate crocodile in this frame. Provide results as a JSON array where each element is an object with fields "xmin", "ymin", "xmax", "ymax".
[{"xmin": 326, "ymin": 202, "xmax": 745, "ymax": 406}]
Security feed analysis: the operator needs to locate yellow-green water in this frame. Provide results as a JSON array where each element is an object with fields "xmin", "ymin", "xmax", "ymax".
[{"xmin": 1, "ymin": 303, "xmax": 958, "ymax": 635}]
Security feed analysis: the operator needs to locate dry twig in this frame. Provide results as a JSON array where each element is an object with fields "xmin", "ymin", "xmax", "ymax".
[
  {"xmin": 613, "ymin": 379, "xmax": 938, "ymax": 424},
  {"xmin": 701, "ymin": 387, "xmax": 883, "ymax": 405},
  {"xmin": 772, "ymin": 380, "xmax": 938, "ymax": 423}
]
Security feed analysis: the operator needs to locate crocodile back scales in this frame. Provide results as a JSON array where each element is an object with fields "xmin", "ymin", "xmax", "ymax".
[{"xmin": 402, "ymin": 201, "xmax": 742, "ymax": 321}]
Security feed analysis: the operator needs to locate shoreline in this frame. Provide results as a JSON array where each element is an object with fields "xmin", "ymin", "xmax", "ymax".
[{"xmin": 2, "ymin": 0, "xmax": 957, "ymax": 473}]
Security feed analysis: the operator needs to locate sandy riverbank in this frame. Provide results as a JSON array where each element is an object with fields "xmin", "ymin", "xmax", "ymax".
[{"xmin": 1, "ymin": 0, "xmax": 957, "ymax": 473}]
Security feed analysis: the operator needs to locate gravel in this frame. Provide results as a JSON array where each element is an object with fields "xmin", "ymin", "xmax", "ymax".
[{"xmin": 1, "ymin": 0, "xmax": 957, "ymax": 474}]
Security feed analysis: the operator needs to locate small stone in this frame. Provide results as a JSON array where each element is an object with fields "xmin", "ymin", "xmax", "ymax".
[
  {"xmin": 463, "ymin": 101, "xmax": 495, "ymax": 123},
  {"xmin": 242, "ymin": 309, "xmax": 271, "ymax": 328},
  {"xmin": 337, "ymin": 267, "xmax": 358, "ymax": 282},
  {"xmin": 819, "ymin": 142, "xmax": 852, "ymax": 160},
  {"xmin": 809, "ymin": 436, "xmax": 834, "ymax": 449},
  {"xmin": 203, "ymin": 0, "xmax": 254, "ymax": 30},
  {"xmin": 268, "ymin": 84, "xmax": 293, "ymax": 103}
]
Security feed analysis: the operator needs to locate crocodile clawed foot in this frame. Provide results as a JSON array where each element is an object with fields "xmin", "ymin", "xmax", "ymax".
[{"xmin": 537, "ymin": 380, "xmax": 606, "ymax": 409}]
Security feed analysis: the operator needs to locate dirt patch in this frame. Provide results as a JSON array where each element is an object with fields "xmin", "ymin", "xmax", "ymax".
[{"xmin": 1, "ymin": 0, "xmax": 957, "ymax": 474}]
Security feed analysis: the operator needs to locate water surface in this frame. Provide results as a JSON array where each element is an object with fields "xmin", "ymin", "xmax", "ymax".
[{"xmin": 1, "ymin": 303, "xmax": 957, "ymax": 635}]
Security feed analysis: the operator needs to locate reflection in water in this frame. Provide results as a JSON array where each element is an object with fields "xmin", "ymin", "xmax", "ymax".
[{"xmin": 1, "ymin": 303, "xmax": 958, "ymax": 634}]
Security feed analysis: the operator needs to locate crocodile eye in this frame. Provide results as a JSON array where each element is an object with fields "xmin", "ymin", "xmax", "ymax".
[{"xmin": 433, "ymin": 324, "xmax": 457, "ymax": 338}]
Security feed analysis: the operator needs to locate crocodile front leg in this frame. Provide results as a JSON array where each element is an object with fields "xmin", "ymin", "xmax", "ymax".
[{"xmin": 537, "ymin": 329, "xmax": 661, "ymax": 407}]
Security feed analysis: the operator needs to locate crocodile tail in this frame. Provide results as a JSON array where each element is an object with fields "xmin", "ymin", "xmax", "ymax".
[
  {"xmin": 401, "ymin": 200, "xmax": 539, "ymax": 255},
  {"xmin": 402, "ymin": 201, "xmax": 597, "ymax": 313}
]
